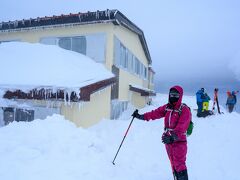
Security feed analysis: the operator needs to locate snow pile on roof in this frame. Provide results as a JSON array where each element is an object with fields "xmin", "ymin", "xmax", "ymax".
[{"xmin": 0, "ymin": 42, "xmax": 113, "ymax": 91}]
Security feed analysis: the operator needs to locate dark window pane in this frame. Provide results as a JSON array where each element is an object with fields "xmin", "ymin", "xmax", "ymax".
[
  {"xmin": 15, "ymin": 109, "xmax": 34, "ymax": 122},
  {"xmin": 58, "ymin": 37, "xmax": 71, "ymax": 50},
  {"xmin": 72, "ymin": 36, "xmax": 87, "ymax": 54},
  {"xmin": 3, "ymin": 107, "xmax": 14, "ymax": 125}
]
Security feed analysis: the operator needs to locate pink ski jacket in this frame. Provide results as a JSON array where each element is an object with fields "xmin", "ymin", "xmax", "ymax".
[{"xmin": 143, "ymin": 85, "xmax": 191, "ymax": 141}]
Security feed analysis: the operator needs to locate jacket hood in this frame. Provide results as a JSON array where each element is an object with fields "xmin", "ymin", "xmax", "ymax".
[{"xmin": 169, "ymin": 85, "xmax": 183, "ymax": 108}]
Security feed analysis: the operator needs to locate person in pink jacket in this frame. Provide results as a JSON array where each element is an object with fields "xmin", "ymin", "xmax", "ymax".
[{"xmin": 132, "ymin": 85, "xmax": 191, "ymax": 180}]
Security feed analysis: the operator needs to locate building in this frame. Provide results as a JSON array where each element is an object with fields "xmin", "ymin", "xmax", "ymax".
[
  {"xmin": 0, "ymin": 42, "xmax": 115, "ymax": 127},
  {"xmin": 0, "ymin": 9, "xmax": 155, "ymax": 126}
]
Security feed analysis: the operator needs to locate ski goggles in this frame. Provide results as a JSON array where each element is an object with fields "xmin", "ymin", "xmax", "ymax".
[{"xmin": 169, "ymin": 92, "xmax": 180, "ymax": 98}]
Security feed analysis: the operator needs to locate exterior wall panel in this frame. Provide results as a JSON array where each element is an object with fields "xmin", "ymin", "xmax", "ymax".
[{"xmin": 60, "ymin": 87, "xmax": 111, "ymax": 128}]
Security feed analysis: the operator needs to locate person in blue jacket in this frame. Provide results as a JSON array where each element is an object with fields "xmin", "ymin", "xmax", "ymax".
[
  {"xmin": 196, "ymin": 88, "xmax": 213, "ymax": 117},
  {"xmin": 196, "ymin": 88, "xmax": 205, "ymax": 113},
  {"xmin": 226, "ymin": 91, "xmax": 237, "ymax": 113}
]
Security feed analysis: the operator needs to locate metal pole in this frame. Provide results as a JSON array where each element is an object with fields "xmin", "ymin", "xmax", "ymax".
[{"xmin": 112, "ymin": 116, "xmax": 135, "ymax": 165}]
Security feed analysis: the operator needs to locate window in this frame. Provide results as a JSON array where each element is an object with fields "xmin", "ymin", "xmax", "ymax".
[
  {"xmin": 2, "ymin": 107, "xmax": 34, "ymax": 125},
  {"xmin": 114, "ymin": 36, "xmax": 148, "ymax": 80},
  {"xmin": 58, "ymin": 37, "xmax": 71, "ymax": 50},
  {"xmin": 128, "ymin": 52, "xmax": 134, "ymax": 73},
  {"xmin": 124, "ymin": 50, "xmax": 128, "ymax": 69},
  {"xmin": 72, "ymin": 36, "xmax": 87, "ymax": 54},
  {"xmin": 144, "ymin": 67, "xmax": 148, "ymax": 79},
  {"xmin": 135, "ymin": 58, "xmax": 140, "ymax": 75},
  {"xmin": 40, "ymin": 33, "xmax": 106, "ymax": 63},
  {"xmin": 15, "ymin": 109, "xmax": 34, "ymax": 122},
  {"xmin": 120, "ymin": 44, "xmax": 127, "ymax": 68},
  {"xmin": 58, "ymin": 36, "xmax": 87, "ymax": 54},
  {"xmin": 114, "ymin": 37, "xmax": 121, "ymax": 66}
]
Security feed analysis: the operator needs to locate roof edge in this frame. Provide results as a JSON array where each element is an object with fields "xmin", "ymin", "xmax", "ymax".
[{"xmin": 0, "ymin": 9, "xmax": 152, "ymax": 64}]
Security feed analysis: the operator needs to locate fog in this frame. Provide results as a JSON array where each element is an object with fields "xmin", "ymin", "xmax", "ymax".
[{"xmin": 1, "ymin": 0, "xmax": 240, "ymax": 93}]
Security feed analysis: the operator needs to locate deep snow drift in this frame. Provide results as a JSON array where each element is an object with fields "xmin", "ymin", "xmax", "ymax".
[{"xmin": 0, "ymin": 94, "xmax": 239, "ymax": 180}]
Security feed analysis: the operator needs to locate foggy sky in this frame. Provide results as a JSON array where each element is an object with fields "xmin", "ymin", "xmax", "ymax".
[{"xmin": 1, "ymin": 0, "xmax": 240, "ymax": 92}]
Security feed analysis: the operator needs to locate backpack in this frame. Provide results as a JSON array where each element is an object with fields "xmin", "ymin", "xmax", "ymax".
[
  {"xmin": 165, "ymin": 103, "xmax": 193, "ymax": 136},
  {"xmin": 179, "ymin": 103, "xmax": 193, "ymax": 136},
  {"xmin": 227, "ymin": 94, "xmax": 236, "ymax": 105}
]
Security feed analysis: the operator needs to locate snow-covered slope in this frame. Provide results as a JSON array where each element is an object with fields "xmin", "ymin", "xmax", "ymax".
[{"xmin": 0, "ymin": 94, "xmax": 239, "ymax": 180}]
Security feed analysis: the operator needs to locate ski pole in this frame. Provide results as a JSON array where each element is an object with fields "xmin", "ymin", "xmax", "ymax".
[{"xmin": 112, "ymin": 116, "xmax": 135, "ymax": 165}]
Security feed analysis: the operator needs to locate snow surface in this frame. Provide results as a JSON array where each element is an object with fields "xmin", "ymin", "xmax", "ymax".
[
  {"xmin": 0, "ymin": 42, "xmax": 113, "ymax": 91},
  {"xmin": 0, "ymin": 94, "xmax": 239, "ymax": 180}
]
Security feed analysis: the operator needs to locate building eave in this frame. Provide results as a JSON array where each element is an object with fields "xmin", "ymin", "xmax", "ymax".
[
  {"xmin": 129, "ymin": 85, "xmax": 156, "ymax": 96},
  {"xmin": 2, "ymin": 77, "xmax": 116, "ymax": 102}
]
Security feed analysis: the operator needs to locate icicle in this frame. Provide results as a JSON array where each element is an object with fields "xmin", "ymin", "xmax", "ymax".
[
  {"xmin": 14, "ymin": 20, "xmax": 18, "ymax": 28},
  {"xmin": 78, "ymin": 102, "xmax": 81, "ymax": 110},
  {"xmin": 72, "ymin": 88, "xmax": 81, "ymax": 101},
  {"xmin": 78, "ymin": 101, "xmax": 84, "ymax": 111},
  {"xmin": 96, "ymin": 11, "xmax": 99, "ymax": 19},
  {"xmin": 64, "ymin": 90, "xmax": 67, "ymax": 105},
  {"xmin": 78, "ymin": 14, "xmax": 81, "ymax": 21},
  {"xmin": 67, "ymin": 89, "xmax": 72, "ymax": 105},
  {"xmin": 44, "ymin": 88, "xmax": 47, "ymax": 100}
]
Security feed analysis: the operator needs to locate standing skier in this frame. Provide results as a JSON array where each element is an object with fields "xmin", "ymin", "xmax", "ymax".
[
  {"xmin": 226, "ymin": 91, "xmax": 237, "ymax": 113},
  {"xmin": 132, "ymin": 85, "xmax": 191, "ymax": 180},
  {"xmin": 196, "ymin": 88, "xmax": 207, "ymax": 113},
  {"xmin": 196, "ymin": 88, "xmax": 213, "ymax": 117}
]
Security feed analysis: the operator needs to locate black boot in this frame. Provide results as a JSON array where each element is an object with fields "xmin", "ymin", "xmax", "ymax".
[{"xmin": 176, "ymin": 169, "xmax": 188, "ymax": 180}]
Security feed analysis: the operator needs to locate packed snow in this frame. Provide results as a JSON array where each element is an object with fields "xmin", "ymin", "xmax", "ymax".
[
  {"xmin": 0, "ymin": 94, "xmax": 239, "ymax": 180},
  {"xmin": 0, "ymin": 42, "xmax": 113, "ymax": 91}
]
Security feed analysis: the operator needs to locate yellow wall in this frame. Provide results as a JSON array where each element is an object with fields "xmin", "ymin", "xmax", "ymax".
[
  {"xmin": 130, "ymin": 91, "xmax": 147, "ymax": 108},
  {"xmin": 113, "ymin": 25, "xmax": 148, "ymax": 67},
  {"xmin": 117, "ymin": 69, "xmax": 149, "ymax": 108},
  {"xmin": 60, "ymin": 87, "xmax": 111, "ymax": 128},
  {"xmin": 112, "ymin": 25, "xmax": 150, "ymax": 108}
]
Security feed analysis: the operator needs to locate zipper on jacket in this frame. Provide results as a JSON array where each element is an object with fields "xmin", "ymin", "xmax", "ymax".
[{"xmin": 168, "ymin": 110, "xmax": 173, "ymax": 127}]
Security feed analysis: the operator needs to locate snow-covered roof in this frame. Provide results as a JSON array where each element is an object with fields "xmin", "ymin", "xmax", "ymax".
[
  {"xmin": 0, "ymin": 10, "xmax": 152, "ymax": 64},
  {"xmin": 0, "ymin": 42, "xmax": 114, "ymax": 92}
]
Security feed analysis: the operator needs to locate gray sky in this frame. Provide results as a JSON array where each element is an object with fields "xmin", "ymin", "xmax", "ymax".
[{"xmin": 1, "ymin": 0, "xmax": 240, "ymax": 92}]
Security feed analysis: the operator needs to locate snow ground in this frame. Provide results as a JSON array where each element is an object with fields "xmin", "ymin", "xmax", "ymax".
[{"xmin": 0, "ymin": 94, "xmax": 239, "ymax": 180}]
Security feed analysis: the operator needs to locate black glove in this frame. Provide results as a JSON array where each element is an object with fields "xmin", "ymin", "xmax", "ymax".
[
  {"xmin": 162, "ymin": 132, "xmax": 178, "ymax": 144},
  {"xmin": 132, "ymin": 109, "xmax": 145, "ymax": 120}
]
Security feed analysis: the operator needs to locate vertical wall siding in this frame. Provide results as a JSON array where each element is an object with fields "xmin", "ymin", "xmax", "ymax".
[{"xmin": 60, "ymin": 87, "xmax": 111, "ymax": 128}]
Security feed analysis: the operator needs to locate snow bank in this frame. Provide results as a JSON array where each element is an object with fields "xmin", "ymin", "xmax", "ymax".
[
  {"xmin": 0, "ymin": 94, "xmax": 239, "ymax": 180},
  {"xmin": 0, "ymin": 42, "xmax": 113, "ymax": 91}
]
